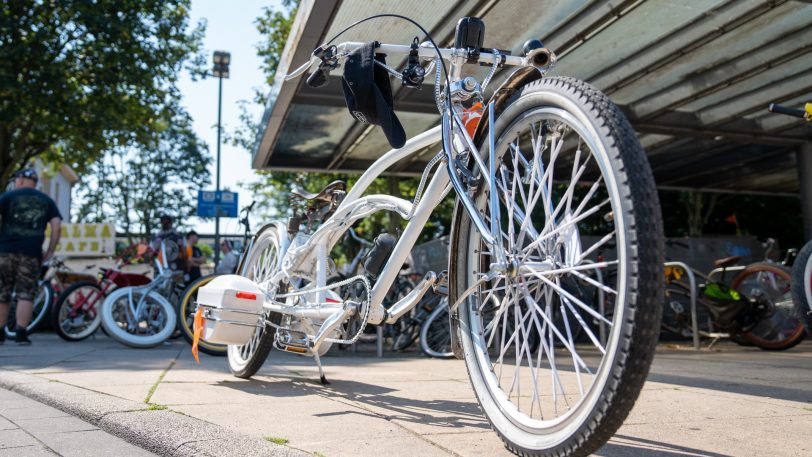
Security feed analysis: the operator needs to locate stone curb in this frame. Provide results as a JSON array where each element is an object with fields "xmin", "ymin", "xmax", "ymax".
[{"xmin": 0, "ymin": 369, "xmax": 309, "ymax": 457}]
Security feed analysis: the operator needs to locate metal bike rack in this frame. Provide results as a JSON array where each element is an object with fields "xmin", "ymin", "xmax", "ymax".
[
  {"xmin": 664, "ymin": 261, "xmax": 700, "ymax": 350},
  {"xmin": 708, "ymin": 265, "xmax": 745, "ymax": 283}
]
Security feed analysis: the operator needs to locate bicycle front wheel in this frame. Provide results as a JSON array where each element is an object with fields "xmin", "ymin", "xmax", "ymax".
[
  {"xmin": 5, "ymin": 282, "xmax": 52, "ymax": 338},
  {"xmin": 732, "ymin": 263, "xmax": 805, "ymax": 350},
  {"xmin": 177, "ymin": 275, "xmax": 227, "ymax": 356},
  {"xmin": 790, "ymin": 240, "xmax": 812, "ymax": 334},
  {"xmin": 450, "ymin": 77, "xmax": 664, "ymax": 456},
  {"xmin": 100, "ymin": 286, "xmax": 177, "ymax": 348},
  {"xmin": 51, "ymin": 281, "xmax": 103, "ymax": 341}
]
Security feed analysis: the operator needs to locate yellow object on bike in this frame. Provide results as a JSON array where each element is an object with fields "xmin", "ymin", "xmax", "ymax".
[
  {"xmin": 664, "ymin": 266, "xmax": 683, "ymax": 280},
  {"xmin": 805, "ymin": 102, "xmax": 812, "ymax": 121}
]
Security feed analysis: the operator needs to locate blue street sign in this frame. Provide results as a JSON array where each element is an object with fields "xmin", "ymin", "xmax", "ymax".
[{"xmin": 197, "ymin": 190, "xmax": 239, "ymax": 218}]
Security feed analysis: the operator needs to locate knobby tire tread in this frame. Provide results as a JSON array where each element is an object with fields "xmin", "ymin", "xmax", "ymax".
[{"xmin": 459, "ymin": 76, "xmax": 663, "ymax": 457}]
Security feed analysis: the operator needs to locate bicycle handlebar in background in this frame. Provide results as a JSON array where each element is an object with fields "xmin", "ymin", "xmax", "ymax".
[{"xmin": 768, "ymin": 102, "xmax": 811, "ymax": 120}]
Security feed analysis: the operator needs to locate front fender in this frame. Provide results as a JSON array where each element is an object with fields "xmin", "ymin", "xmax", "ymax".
[{"xmin": 447, "ymin": 67, "xmax": 543, "ymax": 359}]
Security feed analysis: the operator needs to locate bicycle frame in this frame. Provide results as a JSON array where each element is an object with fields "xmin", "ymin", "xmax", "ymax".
[{"xmin": 260, "ymin": 41, "xmax": 546, "ymax": 331}]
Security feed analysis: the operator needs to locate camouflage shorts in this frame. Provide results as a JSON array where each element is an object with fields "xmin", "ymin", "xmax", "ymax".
[{"xmin": 0, "ymin": 253, "xmax": 41, "ymax": 303}]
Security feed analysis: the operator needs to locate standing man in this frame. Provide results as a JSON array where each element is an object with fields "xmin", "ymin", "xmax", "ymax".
[
  {"xmin": 0, "ymin": 169, "xmax": 61, "ymax": 345},
  {"xmin": 150, "ymin": 214, "xmax": 186, "ymax": 273},
  {"xmin": 185, "ymin": 230, "xmax": 205, "ymax": 283}
]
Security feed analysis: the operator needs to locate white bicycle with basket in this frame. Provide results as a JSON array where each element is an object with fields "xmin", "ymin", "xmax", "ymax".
[{"xmin": 194, "ymin": 14, "xmax": 664, "ymax": 457}]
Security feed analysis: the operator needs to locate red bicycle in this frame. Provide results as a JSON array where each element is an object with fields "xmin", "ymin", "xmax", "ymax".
[{"xmin": 50, "ymin": 247, "xmax": 151, "ymax": 341}]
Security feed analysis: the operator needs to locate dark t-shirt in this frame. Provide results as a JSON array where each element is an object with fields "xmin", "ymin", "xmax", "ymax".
[
  {"xmin": 189, "ymin": 245, "xmax": 202, "ymax": 281},
  {"xmin": 0, "ymin": 188, "xmax": 62, "ymax": 258}
]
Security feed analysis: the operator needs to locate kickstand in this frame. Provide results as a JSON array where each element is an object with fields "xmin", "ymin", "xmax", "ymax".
[{"xmin": 312, "ymin": 351, "xmax": 330, "ymax": 385}]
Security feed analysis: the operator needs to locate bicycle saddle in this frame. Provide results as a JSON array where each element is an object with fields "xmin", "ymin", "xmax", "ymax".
[
  {"xmin": 714, "ymin": 256, "xmax": 742, "ymax": 269},
  {"xmin": 290, "ymin": 180, "xmax": 347, "ymax": 203}
]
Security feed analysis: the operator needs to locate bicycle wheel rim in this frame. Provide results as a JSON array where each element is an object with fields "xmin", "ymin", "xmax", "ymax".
[
  {"xmin": 5, "ymin": 284, "xmax": 51, "ymax": 337},
  {"xmin": 735, "ymin": 266, "xmax": 804, "ymax": 349},
  {"xmin": 462, "ymin": 103, "xmax": 629, "ymax": 437},
  {"xmin": 57, "ymin": 284, "xmax": 102, "ymax": 339},
  {"xmin": 420, "ymin": 298, "xmax": 454, "ymax": 358}
]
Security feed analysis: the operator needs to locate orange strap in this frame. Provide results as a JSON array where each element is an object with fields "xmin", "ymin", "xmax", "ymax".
[{"xmin": 191, "ymin": 307, "xmax": 204, "ymax": 364}]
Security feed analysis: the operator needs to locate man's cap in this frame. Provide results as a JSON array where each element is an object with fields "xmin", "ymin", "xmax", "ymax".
[
  {"xmin": 159, "ymin": 214, "xmax": 173, "ymax": 222},
  {"xmin": 341, "ymin": 41, "xmax": 406, "ymax": 149},
  {"xmin": 12, "ymin": 168, "xmax": 38, "ymax": 182}
]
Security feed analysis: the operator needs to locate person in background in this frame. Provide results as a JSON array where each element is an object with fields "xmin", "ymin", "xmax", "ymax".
[
  {"xmin": 185, "ymin": 230, "xmax": 205, "ymax": 283},
  {"xmin": 0, "ymin": 168, "xmax": 61, "ymax": 345},
  {"xmin": 215, "ymin": 239, "xmax": 238, "ymax": 274},
  {"xmin": 150, "ymin": 214, "xmax": 186, "ymax": 273}
]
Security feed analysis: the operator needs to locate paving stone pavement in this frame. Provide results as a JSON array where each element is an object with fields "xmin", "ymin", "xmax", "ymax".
[
  {"xmin": 0, "ymin": 388, "xmax": 155, "ymax": 456},
  {"xmin": 1, "ymin": 333, "xmax": 810, "ymax": 457}
]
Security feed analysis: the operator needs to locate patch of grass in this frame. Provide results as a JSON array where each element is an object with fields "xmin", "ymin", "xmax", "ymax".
[
  {"xmin": 264, "ymin": 436, "xmax": 289, "ymax": 445},
  {"xmin": 803, "ymin": 407, "xmax": 812, "ymax": 412},
  {"xmin": 144, "ymin": 350, "xmax": 181, "ymax": 404},
  {"xmin": 314, "ymin": 452, "xmax": 327, "ymax": 457},
  {"xmin": 147, "ymin": 403, "xmax": 168, "ymax": 411}
]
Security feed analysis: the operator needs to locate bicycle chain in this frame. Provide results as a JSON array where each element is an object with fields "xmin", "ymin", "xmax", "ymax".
[{"xmin": 263, "ymin": 274, "xmax": 372, "ymax": 345}]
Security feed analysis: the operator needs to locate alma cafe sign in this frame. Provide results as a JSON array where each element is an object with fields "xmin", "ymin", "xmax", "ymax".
[{"xmin": 44, "ymin": 223, "xmax": 116, "ymax": 257}]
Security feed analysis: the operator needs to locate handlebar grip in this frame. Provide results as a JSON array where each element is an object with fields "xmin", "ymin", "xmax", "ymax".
[
  {"xmin": 768, "ymin": 103, "xmax": 805, "ymax": 118},
  {"xmin": 306, "ymin": 68, "xmax": 328, "ymax": 88}
]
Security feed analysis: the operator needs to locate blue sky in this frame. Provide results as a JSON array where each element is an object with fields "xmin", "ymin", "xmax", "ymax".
[{"xmin": 177, "ymin": 0, "xmax": 285, "ymax": 236}]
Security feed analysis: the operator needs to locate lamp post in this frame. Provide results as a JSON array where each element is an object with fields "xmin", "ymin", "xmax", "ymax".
[{"xmin": 212, "ymin": 50, "xmax": 230, "ymax": 266}]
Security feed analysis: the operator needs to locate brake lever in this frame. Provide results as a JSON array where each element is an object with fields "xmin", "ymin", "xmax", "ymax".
[{"xmin": 306, "ymin": 45, "xmax": 339, "ymax": 88}]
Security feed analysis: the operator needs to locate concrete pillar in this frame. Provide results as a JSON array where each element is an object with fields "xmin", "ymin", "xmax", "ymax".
[{"xmin": 797, "ymin": 142, "xmax": 812, "ymax": 241}]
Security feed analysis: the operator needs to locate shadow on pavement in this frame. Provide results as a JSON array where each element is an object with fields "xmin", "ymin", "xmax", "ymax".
[
  {"xmin": 600, "ymin": 435, "xmax": 733, "ymax": 457},
  {"xmin": 217, "ymin": 376, "xmax": 490, "ymax": 431},
  {"xmin": 646, "ymin": 372, "xmax": 812, "ymax": 404}
]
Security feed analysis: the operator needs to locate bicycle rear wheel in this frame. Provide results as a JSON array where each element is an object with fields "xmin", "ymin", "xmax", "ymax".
[
  {"xmin": 451, "ymin": 77, "xmax": 664, "ymax": 456},
  {"xmin": 419, "ymin": 297, "xmax": 453, "ymax": 358},
  {"xmin": 227, "ymin": 224, "xmax": 282, "ymax": 378},
  {"xmin": 731, "ymin": 263, "xmax": 805, "ymax": 350}
]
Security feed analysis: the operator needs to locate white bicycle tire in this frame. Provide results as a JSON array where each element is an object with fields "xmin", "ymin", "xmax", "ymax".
[{"xmin": 100, "ymin": 286, "xmax": 176, "ymax": 348}]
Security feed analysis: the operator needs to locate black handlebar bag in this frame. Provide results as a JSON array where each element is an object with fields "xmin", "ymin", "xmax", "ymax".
[{"xmin": 341, "ymin": 41, "xmax": 407, "ymax": 149}]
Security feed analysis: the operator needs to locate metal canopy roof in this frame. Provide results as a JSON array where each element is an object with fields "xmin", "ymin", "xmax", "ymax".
[{"xmin": 252, "ymin": 0, "xmax": 812, "ymax": 195}]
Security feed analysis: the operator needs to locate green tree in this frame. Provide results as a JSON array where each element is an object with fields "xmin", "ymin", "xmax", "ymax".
[
  {"xmin": 0, "ymin": 0, "xmax": 205, "ymax": 184},
  {"xmin": 75, "ymin": 108, "xmax": 211, "ymax": 239}
]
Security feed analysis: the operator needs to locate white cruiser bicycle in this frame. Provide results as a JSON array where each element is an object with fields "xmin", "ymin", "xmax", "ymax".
[{"xmin": 196, "ymin": 15, "xmax": 664, "ymax": 457}]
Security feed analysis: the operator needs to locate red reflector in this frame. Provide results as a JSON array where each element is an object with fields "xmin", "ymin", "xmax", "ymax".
[
  {"xmin": 325, "ymin": 298, "xmax": 341, "ymax": 303},
  {"xmin": 235, "ymin": 292, "xmax": 257, "ymax": 300}
]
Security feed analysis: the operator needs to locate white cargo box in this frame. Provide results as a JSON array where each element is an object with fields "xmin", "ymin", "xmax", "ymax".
[{"xmin": 196, "ymin": 275, "xmax": 265, "ymax": 345}]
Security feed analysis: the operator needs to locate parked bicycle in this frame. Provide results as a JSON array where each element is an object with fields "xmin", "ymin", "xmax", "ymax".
[
  {"xmin": 176, "ymin": 201, "xmax": 258, "ymax": 356},
  {"xmin": 50, "ymin": 249, "xmax": 151, "ymax": 342},
  {"xmin": 769, "ymin": 101, "xmax": 812, "ymax": 334},
  {"xmin": 664, "ymin": 253, "xmax": 804, "ymax": 350},
  {"xmin": 4, "ymin": 257, "xmax": 94, "ymax": 339},
  {"xmin": 99, "ymin": 241, "xmax": 180, "ymax": 348},
  {"xmin": 195, "ymin": 15, "xmax": 662, "ymax": 456}
]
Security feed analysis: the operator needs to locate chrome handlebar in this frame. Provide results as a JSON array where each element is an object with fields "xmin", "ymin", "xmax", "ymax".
[{"xmin": 285, "ymin": 41, "xmax": 553, "ymax": 82}]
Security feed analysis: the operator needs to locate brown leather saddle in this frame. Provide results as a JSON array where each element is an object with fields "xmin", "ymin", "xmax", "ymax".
[
  {"xmin": 713, "ymin": 256, "xmax": 742, "ymax": 269},
  {"xmin": 290, "ymin": 180, "xmax": 347, "ymax": 207}
]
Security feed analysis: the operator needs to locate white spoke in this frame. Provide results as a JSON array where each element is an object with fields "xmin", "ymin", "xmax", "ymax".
[
  {"xmin": 568, "ymin": 269, "xmax": 617, "ymax": 295},
  {"xmin": 532, "ymin": 273, "xmax": 612, "ymax": 329},
  {"xmin": 521, "ymin": 199, "xmax": 610, "ymax": 256}
]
